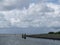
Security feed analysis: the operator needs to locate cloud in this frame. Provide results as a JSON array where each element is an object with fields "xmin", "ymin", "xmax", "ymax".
[
  {"xmin": 0, "ymin": 13, "xmax": 11, "ymax": 28},
  {"xmin": 0, "ymin": 0, "xmax": 53, "ymax": 11},
  {"xmin": 0, "ymin": 0, "xmax": 60, "ymax": 28},
  {"xmin": 0, "ymin": 0, "xmax": 36, "ymax": 11}
]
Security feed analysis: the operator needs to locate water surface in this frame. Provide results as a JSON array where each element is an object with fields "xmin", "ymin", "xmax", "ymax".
[{"xmin": 0, "ymin": 34, "xmax": 60, "ymax": 45}]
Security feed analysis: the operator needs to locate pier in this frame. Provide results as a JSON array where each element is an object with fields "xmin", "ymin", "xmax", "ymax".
[
  {"xmin": 22, "ymin": 34, "xmax": 26, "ymax": 39},
  {"xmin": 22, "ymin": 34, "xmax": 60, "ymax": 40}
]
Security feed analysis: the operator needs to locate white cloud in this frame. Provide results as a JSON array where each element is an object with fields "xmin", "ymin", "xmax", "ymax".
[{"xmin": 0, "ymin": 0, "xmax": 60, "ymax": 28}]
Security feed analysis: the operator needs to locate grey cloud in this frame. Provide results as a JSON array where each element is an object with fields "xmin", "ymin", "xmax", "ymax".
[
  {"xmin": 0, "ymin": 0, "xmax": 33, "ymax": 11},
  {"xmin": 0, "ymin": 0, "xmax": 54, "ymax": 11},
  {"xmin": 0, "ymin": 13, "xmax": 11, "ymax": 28}
]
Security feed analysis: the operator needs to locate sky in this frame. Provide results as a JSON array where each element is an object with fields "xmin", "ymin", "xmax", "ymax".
[{"xmin": 0, "ymin": 0, "xmax": 60, "ymax": 34}]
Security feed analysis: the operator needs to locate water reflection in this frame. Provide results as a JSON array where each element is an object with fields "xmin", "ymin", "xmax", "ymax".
[{"xmin": 0, "ymin": 35, "xmax": 60, "ymax": 45}]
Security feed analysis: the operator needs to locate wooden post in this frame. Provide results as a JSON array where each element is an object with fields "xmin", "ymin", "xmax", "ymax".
[{"xmin": 22, "ymin": 34, "xmax": 26, "ymax": 39}]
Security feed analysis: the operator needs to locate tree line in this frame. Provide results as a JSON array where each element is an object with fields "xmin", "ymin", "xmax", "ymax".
[{"xmin": 48, "ymin": 31, "xmax": 60, "ymax": 34}]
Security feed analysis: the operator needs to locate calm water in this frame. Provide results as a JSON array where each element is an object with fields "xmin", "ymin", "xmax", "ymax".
[{"xmin": 0, "ymin": 34, "xmax": 60, "ymax": 45}]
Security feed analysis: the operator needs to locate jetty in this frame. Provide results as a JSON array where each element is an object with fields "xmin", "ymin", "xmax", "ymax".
[
  {"xmin": 22, "ymin": 34, "xmax": 60, "ymax": 40},
  {"xmin": 22, "ymin": 34, "xmax": 26, "ymax": 39}
]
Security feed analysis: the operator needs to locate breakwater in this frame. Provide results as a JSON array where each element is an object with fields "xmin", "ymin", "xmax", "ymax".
[{"xmin": 22, "ymin": 34, "xmax": 60, "ymax": 40}]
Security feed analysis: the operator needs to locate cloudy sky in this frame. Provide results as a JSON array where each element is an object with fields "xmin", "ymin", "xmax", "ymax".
[{"xmin": 0, "ymin": 0, "xmax": 60, "ymax": 33}]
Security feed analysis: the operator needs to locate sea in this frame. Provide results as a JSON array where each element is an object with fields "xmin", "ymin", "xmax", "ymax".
[{"xmin": 0, "ymin": 34, "xmax": 60, "ymax": 45}]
